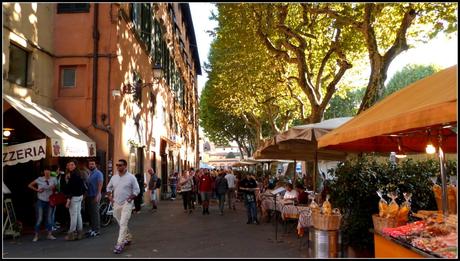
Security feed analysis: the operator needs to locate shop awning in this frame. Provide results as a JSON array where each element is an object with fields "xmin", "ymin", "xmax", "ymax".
[
  {"xmin": 3, "ymin": 94, "xmax": 96, "ymax": 157},
  {"xmin": 318, "ymin": 65, "xmax": 457, "ymax": 153}
]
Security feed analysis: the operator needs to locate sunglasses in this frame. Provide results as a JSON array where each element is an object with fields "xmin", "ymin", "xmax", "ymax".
[{"xmin": 116, "ymin": 164, "xmax": 125, "ymax": 167}]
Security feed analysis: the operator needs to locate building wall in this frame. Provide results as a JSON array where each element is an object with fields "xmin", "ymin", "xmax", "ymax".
[
  {"xmin": 52, "ymin": 3, "xmax": 200, "ymax": 182},
  {"xmin": 3, "ymin": 3, "xmax": 55, "ymax": 107}
]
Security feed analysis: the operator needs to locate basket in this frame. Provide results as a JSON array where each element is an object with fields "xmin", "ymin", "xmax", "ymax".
[
  {"xmin": 372, "ymin": 214, "xmax": 397, "ymax": 233},
  {"xmin": 312, "ymin": 211, "xmax": 341, "ymax": 230}
]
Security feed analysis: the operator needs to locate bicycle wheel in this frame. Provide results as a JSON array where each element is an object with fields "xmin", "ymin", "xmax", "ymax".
[{"xmin": 100, "ymin": 201, "xmax": 112, "ymax": 227}]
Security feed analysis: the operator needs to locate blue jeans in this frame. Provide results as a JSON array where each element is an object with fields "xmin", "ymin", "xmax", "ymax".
[
  {"xmin": 244, "ymin": 194, "xmax": 258, "ymax": 222},
  {"xmin": 170, "ymin": 185, "xmax": 177, "ymax": 198},
  {"xmin": 217, "ymin": 193, "xmax": 226, "ymax": 213},
  {"xmin": 35, "ymin": 199, "xmax": 53, "ymax": 233}
]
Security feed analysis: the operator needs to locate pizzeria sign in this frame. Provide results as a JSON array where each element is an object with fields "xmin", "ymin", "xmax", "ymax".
[{"xmin": 3, "ymin": 139, "xmax": 46, "ymax": 166}]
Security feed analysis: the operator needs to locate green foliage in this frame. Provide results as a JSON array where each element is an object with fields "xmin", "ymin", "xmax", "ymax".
[
  {"xmin": 324, "ymin": 88, "xmax": 365, "ymax": 119},
  {"xmin": 328, "ymin": 155, "xmax": 457, "ymax": 249},
  {"xmin": 382, "ymin": 64, "xmax": 441, "ymax": 99},
  {"xmin": 200, "ymin": 81, "xmax": 254, "ymax": 150}
]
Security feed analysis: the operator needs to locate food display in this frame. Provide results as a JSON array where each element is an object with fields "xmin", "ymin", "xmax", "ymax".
[
  {"xmin": 432, "ymin": 176, "xmax": 457, "ymax": 214},
  {"xmin": 377, "ymin": 190, "xmax": 388, "ymax": 217},
  {"xmin": 322, "ymin": 195, "xmax": 332, "ymax": 215},
  {"xmin": 396, "ymin": 192, "xmax": 411, "ymax": 226},
  {"xmin": 387, "ymin": 191, "xmax": 400, "ymax": 218},
  {"xmin": 382, "ymin": 215, "xmax": 458, "ymax": 258}
]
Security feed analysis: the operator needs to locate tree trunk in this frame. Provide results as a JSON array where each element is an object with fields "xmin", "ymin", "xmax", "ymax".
[{"xmin": 358, "ymin": 59, "xmax": 387, "ymax": 113}]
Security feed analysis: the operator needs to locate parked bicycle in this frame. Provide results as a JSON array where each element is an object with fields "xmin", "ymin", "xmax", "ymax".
[{"xmin": 99, "ymin": 194, "xmax": 113, "ymax": 227}]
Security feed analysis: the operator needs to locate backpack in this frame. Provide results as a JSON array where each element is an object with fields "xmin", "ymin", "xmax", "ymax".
[{"xmin": 156, "ymin": 178, "xmax": 162, "ymax": 189}]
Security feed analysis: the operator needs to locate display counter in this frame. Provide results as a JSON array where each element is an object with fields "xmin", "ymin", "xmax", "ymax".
[{"xmin": 374, "ymin": 231, "xmax": 437, "ymax": 258}]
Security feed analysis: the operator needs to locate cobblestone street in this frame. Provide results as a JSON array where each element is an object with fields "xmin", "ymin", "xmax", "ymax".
[{"xmin": 3, "ymin": 199, "xmax": 311, "ymax": 258}]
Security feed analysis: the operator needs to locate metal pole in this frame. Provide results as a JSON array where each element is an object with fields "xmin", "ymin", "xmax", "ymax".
[
  {"xmin": 438, "ymin": 136, "xmax": 448, "ymax": 217},
  {"xmin": 294, "ymin": 159, "xmax": 297, "ymax": 184}
]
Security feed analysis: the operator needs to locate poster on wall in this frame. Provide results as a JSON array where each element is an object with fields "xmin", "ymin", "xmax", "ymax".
[
  {"xmin": 51, "ymin": 139, "xmax": 96, "ymax": 157},
  {"xmin": 3, "ymin": 139, "xmax": 46, "ymax": 166}
]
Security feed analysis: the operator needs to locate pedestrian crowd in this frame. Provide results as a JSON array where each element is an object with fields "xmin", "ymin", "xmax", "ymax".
[{"xmin": 27, "ymin": 160, "xmax": 310, "ymax": 254}]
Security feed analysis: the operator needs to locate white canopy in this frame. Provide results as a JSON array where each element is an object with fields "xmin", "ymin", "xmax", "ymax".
[{"xmin": 4, "ymin": 94, "xmax": 96, "ymax": 158}]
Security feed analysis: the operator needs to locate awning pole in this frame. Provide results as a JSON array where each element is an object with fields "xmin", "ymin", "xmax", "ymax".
[{"xmin": 438, "ymin": 136, "xmax": 449, "ymax": 217}]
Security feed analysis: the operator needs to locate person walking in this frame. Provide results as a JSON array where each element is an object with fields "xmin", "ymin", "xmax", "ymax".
[
  {"xmin": 198, "ymin": 170, "xmax": 213, "ymax": 215},
  {"xmin": 85, "ymin": 159, "xmax": 104, "ymax": 237},
  {"xmin": 224, "ymin": 169, "xmax": 237, "ymax": 210},
  {"xmin": 169, "ymin": 172, "xmax": 179, "ymax": 200},
  {"xmin": 147, "ymin": 168, "xmax": 159, "ymax": 211},
  {"xmin": 28, "ymin": 166, "xmax": 57, "ymax": 242},
  {"xmin": 107, "ymin": 159, "xmax": 140, "ymax": 254},
  {"xmin": 215, "ymin": 171, "xmax": 229, "ymax": 215},
  {"xmin": 133, "ymin": 173, "xmax": 146, "ymax": 214},
  {"xmin": 240, "ymin": 174, "xmax": 260, "ymax": 224},
  {"xmin": 64, "ymin": 159, "xmax": 87, "ymax": 240},
  {"xmin": 178, "ymin": 171, "xmax": 193, "ymax": 214}
]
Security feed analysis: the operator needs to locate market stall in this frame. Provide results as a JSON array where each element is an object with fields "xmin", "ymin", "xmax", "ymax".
[
  {"xmin": 318, "ymin": 65, "xmax": 457, "ymax": 258},
  {"xmin": 254, "ymin": 117, "xmax": 351, "ymax": 191}
]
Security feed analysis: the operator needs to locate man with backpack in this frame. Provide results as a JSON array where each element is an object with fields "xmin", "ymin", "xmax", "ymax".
[{"xmin": 147, "ymin": 168, "xmax": 160, "ymax": 211}]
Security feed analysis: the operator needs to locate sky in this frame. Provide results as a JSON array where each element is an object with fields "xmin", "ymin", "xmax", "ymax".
[{"xmin": 190, "ymin": 3, "xmax": 458, "ymax": 97}]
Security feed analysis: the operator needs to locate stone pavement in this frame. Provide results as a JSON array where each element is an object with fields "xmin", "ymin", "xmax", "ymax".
[{"xmin": 3, "ymin": 198, "xmax": 313, "ymax": 258}]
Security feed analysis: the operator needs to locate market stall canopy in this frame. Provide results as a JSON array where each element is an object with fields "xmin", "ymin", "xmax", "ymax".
[
  {"xmin": 318, "ymin": 65, "xmax": 457, "ymax": 153},
  {"xmin": 253, "ymin": 117, "xmax": 352, "ymax": 161},
  {"xmin": 3, "ymin": 94, "xmax": 96, "ymax": 157}
]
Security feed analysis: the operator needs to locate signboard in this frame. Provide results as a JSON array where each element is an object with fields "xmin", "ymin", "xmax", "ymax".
[
  {"xmin": 51, "ymin": 139, "xmax": 96, "ymax": 157},
  {"xmin": 3, "ymin": 139, "xmax": 46, "ymax": 166}
]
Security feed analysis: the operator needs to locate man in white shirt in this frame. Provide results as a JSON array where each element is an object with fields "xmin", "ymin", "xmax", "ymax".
[
  {"xmin": 106, "ymin": 159, "xmax": 140, "ymax": 254},
  {"xmin": 224, "ymin": 169, "xmax": 237, "ymax": 210}
]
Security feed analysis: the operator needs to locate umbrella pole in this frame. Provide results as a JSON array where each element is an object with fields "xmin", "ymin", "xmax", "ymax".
[
  {"xmin": 294, "ymin": 160, "xmax": 296, "ymax": 184},
  {"xmin": 438, "ymin": 137, "xmax": 449, "ymax": 217},
  {"xmin": 313, "ymin": 137, "xmax": 318, "ymax": 193}
]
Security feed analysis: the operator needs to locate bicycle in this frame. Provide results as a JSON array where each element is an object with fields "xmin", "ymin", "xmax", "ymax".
[{"xmin": 99, "ymin": 194, "xmax": 113, "ymax": 227}]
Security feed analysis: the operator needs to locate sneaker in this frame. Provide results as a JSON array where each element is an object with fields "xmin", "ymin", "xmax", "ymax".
[
  {"xmin": 85, "ymin": 230, "xmax": 94, "ymax": 237},
  {"xmin": 47, "ymin": 234, "xmax": 57, "ymax": 240},
  {"xmin": 32, "ymin": 235, "xmax": 39, "ymax": 242},
  {"xmin": 113, "ymin": 244, "xmax": 124, "ymax": 254},
  {"xmin": 253, "ymin": 220, "xmax": 260, "ymax": 225},
  {"xmin": 90, "ymin": 231, "xmax": 100, "ymax": 237}
]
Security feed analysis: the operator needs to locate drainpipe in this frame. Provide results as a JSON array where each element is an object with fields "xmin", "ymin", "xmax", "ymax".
[{"xmin": 91, "ymin": 3, "xmax": 113, "ymax": 183}]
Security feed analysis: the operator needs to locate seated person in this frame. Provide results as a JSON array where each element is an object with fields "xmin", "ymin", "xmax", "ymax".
[
  {"xmin": 283, "ymin": 183, "xmax": 298, "ymax": 203},
  {"xmin": 295, "ymin": 184, "xmax": 309, "ymax": 205}
]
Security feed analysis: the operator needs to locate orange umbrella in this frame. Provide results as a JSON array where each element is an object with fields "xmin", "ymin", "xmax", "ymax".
[
  {"xmin": 318, "ymin": 65, "xmax": 457, "ymax": 215},
  {"xmin": 318, "ymin": 65, "xmax": 457, "ymax": 153}
]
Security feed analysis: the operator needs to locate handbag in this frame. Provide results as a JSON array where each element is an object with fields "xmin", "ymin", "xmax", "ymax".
[{"xmin": 49, "ymin": 192, "xmax": 67, "ymax": 207}]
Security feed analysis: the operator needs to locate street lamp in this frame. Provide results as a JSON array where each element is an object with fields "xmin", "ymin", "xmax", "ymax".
[{"xmin": 122, "ymin": 65, "xmax": 164, "ymax": 96}]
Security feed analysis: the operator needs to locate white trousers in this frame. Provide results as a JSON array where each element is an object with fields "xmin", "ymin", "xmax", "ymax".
[
  {"xmin": 113, "ymin": 201, "xmax": 133, "ymax": 244},
  {"xmin": 68, "ymin": 195, "xmax": 83, "ymax": 233}
]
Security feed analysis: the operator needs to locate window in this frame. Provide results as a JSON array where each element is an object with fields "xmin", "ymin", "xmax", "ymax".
[
  {"xmin": 61, "ymin": 68, "xmax": 76, "ymax": 88},
  {"xmin": 8, "ymin": 44, "xmax": 30, "ymax": 87},
  {"xmin": 57, "ymin": 4, "xmax": 90, "ymax": 13},
  {"xmin": 130, "ymin": 3, "xmax": 152, "ymax": 53}
]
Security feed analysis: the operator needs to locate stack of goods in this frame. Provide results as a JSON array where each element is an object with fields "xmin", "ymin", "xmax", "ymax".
[
  {"xmin": 382, "ymin": 216, "xmax": 458, "ymax": 258},
  {"xmin": 372, "ymin": 190, "xmax": 400, "ymax": 233},
  {"xmin": 432, "ymin": 177, "xmax": 457, "ymax": 214},
  {"xmin": 311, "ymin": 195, "xmax": 341, "ymax": 230}
]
